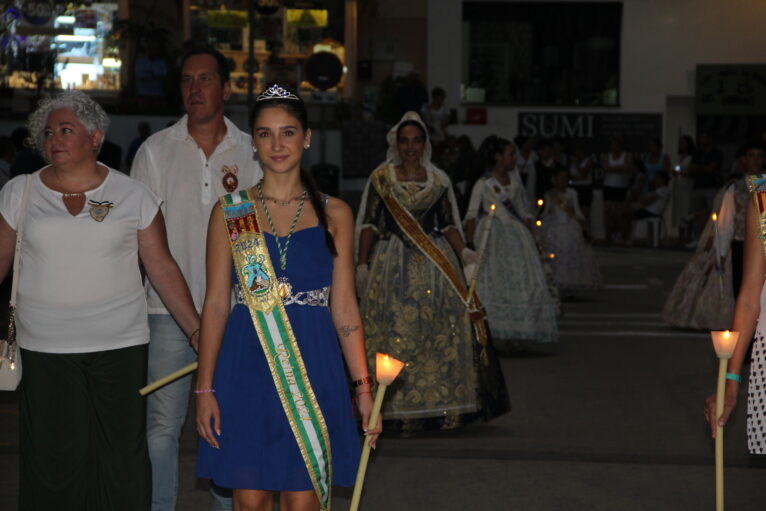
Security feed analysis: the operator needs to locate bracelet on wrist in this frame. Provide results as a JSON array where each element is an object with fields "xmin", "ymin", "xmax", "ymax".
[
  {"xmin": 188, "ymin": 327, "xmax": 200, "ymax": 341},
  {"xmin": 356, "ymin": 390, "xmax": 372, "ymax": 398},
  {"xmin": 352, "ymin": 375, "xmax": 373, "ymax": 388},
  {"xmin": 194, "ymin": 388, "xmax": 215, "ymax": 394},
  {"xmin": 726, "ymin": 373, "xmax": 742, "ymax": 383}
]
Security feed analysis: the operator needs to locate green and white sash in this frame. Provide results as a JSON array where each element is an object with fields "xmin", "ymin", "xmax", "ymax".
[{"xmin": 221, "ymin": 190, "xmax": 332, "ymax": 509}]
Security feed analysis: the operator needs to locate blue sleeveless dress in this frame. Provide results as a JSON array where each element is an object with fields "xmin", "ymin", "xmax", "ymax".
[{"xmin": 196, "ymin": 225, "xmax": 361, "ymax": 491}]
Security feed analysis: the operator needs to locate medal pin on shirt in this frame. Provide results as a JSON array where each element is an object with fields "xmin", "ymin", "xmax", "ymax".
[{"xmin": 221, "ymin": 164, "xmax": 239, "ymax": 193}]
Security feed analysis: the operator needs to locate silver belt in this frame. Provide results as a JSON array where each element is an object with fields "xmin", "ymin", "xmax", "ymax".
[{"xmin": 235, "ymin": 283, "xmax": 330, "ymax": 307}]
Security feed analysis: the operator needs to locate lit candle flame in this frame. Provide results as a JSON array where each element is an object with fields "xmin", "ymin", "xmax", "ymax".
[
  {"xmin": 711, "ymin": 330, "xmax": 740, "ymax": 358},
  {"xmin": 537, "ymin": 199, "xmax": 544, "ymax": 207},
  {"xmin": 536, "ymin": 220, "xmax": 542, "ymax": 227},
  {"xmin": 376, "ymin": 352, "xmax": 405, "ymax": 385},
  {"xmin": 549, "ymin": 253, "xmax": 556, "ymax": 259},
  {"xmin": 712, "ymin": 212, "xmax": 718, "ymax": 222},
  {"xmin": 490, "ymin": 203, "xmax": 496, "ymax": 212}
]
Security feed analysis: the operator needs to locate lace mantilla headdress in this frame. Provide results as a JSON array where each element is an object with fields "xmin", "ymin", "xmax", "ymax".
[{"xmin": 256, "ymin": 84, "xmax": 300, "ymax": 101}]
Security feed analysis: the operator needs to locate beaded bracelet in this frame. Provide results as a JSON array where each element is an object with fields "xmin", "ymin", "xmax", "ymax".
[
  {"xmin": 352, "ymin": 375, "xmax": 373, "ymax": 388},
  {"xmin": 194, "ymin": 388, "xmax": 215, "ymax": 394}
]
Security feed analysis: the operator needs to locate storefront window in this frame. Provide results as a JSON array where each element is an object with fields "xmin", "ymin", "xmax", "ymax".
[
  {"xmin": 462, "ymin": 1, "xmax": 622, "ymax": 106},
  {"xmin": 189, "ymin": 0, "xmax": 345, "ymax": 97},
  {"xmin": 1, "ymin": 1, "xmax": 120, "ymax": 92}
]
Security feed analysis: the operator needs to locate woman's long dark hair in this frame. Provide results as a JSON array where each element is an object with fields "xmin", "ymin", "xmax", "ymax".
[
  {"xmin": 474, "ymin": 135, "xmax": 511, "ymax": 177},
  {"xmin": 250, "ymin": 90, "xmax": 337, "ymax": 256}
]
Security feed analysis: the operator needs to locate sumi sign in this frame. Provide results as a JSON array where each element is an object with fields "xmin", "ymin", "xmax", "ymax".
[
  {"xmin": 519, "ymin": 114, "xmax": 596, "ymax": 139},
  {"xmin": 518, "ymin": 112, "xmax": 662, "ymax": 153}
]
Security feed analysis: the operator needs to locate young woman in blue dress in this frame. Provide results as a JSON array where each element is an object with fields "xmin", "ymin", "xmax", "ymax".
[{"xmin": 195, "ymin": 85, "xmax": 381, "ymax": 511}]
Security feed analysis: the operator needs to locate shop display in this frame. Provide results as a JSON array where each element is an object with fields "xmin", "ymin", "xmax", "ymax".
[
  {"xmin": 0, "ymin": 0, "xmax": 346, "ymax": 105},
  {"xmin": 189, "ymin": 1, "xmax": 344, "ymax": 96},
  {"xmin": 1, "ymin": 1, "xmax": 120, "ymax": 92}
]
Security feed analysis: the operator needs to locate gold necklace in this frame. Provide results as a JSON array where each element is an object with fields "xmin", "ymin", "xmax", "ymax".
[
  {"xmin": 261, "ymin": 192, "xmax": 305, "ymax": 206},
  {"xmin": 257, "ymin": 182, "xmax": 307, "ymax": 298}
]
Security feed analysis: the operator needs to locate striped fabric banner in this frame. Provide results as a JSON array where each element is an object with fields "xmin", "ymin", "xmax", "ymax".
[{"xmin": 222, "ymin": 190, "xmax": 333, "ymax": 509}]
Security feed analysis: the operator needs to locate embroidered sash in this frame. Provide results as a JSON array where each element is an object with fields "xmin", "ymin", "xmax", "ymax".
[
  {"xmin": 747, "ymin": 174, "xmax": 766, "ymax": 255},
  {"xmin": 370, "ymin": 168, "xmax": 489, "ymax": 352},
  {"xmin": 221, "ymin": 190, "xmax": 332, "ymax": 510}
]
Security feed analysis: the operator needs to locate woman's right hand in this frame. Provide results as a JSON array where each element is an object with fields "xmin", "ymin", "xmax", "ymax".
[
  {"xmin": 196, "ymin": 392, "xmax": 221, "ymax": 449},
  {"xmin": 704, "ymin": 381, "xmax": 739, "ymax": 438}
]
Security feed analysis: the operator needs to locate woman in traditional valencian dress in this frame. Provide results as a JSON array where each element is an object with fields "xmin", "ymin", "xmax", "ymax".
[
  {"xmin": 195, "ymin": 85, "xmax": 380, "ymax": 511},
  {"xmin": 705, "ymin": 143, "xmax": 766, "ymax": 457},
  {"xmin": 464, "ymin": 135, "xmax": 558, "ymax": 345},
  {"xmin": 660, "ymin": 187, "xmax": 736, "ymax": 330},
  {"xmin": 662, "ymin": 144, "xmax": 765, "ymax": 332},
  {"xmin": 355, "ymin": 112, "xmax": 510, "ymax": 434},
  {"xmin": 542, "ymin": 167, "xmax": 602, "ymax": 294}
]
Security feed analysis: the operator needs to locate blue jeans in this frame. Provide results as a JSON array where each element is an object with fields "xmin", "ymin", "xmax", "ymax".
[
  {"xmin": 146, "ymin": 315, "xmax": 234, "ymax": 511},
  {"xmin": 210, "ymin": 484, "xmax": 233, "ymax": 510},
  {"xmin": 146, "ymin": 314, "xmax": 197, "ymax": 511}
]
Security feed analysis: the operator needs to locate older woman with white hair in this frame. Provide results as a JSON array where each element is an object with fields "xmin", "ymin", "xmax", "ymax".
[{"xmin": 0, "ymin": 91, "xmax": 199, "ymax": 510}]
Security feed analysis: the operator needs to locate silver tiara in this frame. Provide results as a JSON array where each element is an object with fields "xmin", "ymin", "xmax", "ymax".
[{"xmin": 256, "ymin": 84, "xmax": 300, "ymax": 101}]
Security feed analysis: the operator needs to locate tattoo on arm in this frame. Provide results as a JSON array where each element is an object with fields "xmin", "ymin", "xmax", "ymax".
[{"xmin": 338, "ymin": 325, "xmax": 360, "ymax": 337}]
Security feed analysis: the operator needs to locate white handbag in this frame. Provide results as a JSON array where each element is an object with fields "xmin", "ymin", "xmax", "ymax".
[{"xmin": 0, "ymin": 175, "xmax": 32, "ymax": 391}]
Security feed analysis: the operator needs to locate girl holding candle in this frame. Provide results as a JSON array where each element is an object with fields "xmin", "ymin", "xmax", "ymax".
[
  {"xmin": 541, "ymin": 167, "xmax": 602, "ymax": 294},
  {"xmin": 195, "ymin": 85, "xmax": 381, "ymax": 510},
  {"xmin": 705, "ymin": 142, "xmax": 766, "ymax": 450},
  {"xmin": 465, "ymin": 135, "xmax": 559, "ymax": 346},
  {"xmin": 355, "ymin": 112, "xmax": 510, "ymax": 434}
]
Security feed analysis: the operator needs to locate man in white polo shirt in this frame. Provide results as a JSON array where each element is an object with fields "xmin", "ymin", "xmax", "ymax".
[{"xmin": 132, "ymin": 47, "xmax": 262, "ymax": 511}]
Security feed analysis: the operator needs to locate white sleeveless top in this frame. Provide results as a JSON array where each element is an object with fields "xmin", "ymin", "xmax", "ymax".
[{"xmin": 603, "ymin": 152, "xmax": 631, "ymax": 188}]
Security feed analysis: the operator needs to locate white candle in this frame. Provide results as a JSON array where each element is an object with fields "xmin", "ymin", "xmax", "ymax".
[
  {"xmin": 712, "ymin": 213, "xmax": 721, "ymax": 259},
  {"xmin": 711, "ymin": 330, "xmax": 739, "ymax": 359},
  {"xmin": 349, "ymin": 353, "xmax": 405, "ymax": 511},
  {"xmin": 711, "ymin": 212, "xmax": 725, "ymax": 300},
  {"xmin": 467, "ymin": 204, "xmax": 496, "ymax": 299},
  {"xmin": 710, "ymin": 329, "xmax": 739, "ymax": 511},
  {"xmin": 375, "ymin": 352, "xmax": 405, "ymax": 385}
]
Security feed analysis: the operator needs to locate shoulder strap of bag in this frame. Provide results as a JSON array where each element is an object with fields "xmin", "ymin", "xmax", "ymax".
[{"xmin": 9, "ymin": 175, "xmax": 32, "ymax": 308}]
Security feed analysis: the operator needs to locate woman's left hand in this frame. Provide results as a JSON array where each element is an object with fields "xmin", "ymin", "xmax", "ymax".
[
  {"xmin": 189, "ymin": 329, "xmax": 200, "ymax": 352},
  {"xmin": 356, "ymin": 391, "xmax": 382, "ymax": 449}
]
